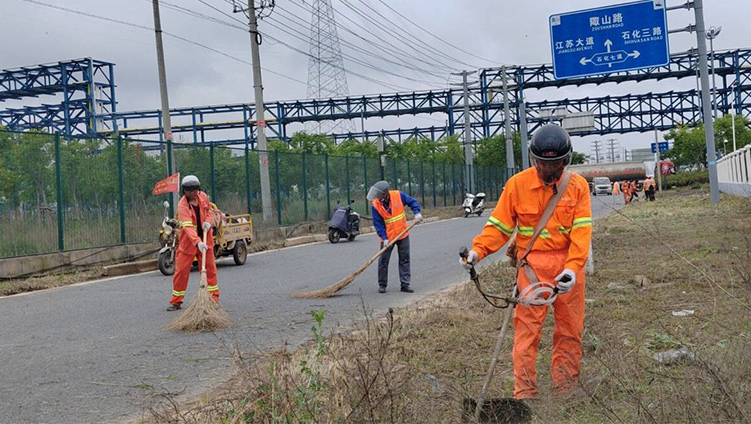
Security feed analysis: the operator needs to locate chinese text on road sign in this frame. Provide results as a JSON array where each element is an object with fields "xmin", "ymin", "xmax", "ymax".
[
  {"xmin": 550, "ymin": 0, "xmax": 669, "ymax": 80},
  {"xmin": 651, "ymin": 141, "xmax": 669, "ymax": 153}
]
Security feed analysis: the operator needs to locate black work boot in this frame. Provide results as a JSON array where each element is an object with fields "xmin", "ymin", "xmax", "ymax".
[
  {"xmin": 166, "ymin": 304, "xmax": 181, "ymax": 311},
  {"xmin": 378, "ymin": 286, "xmax": 387, "ymax": 294},
  {"xmin": 400, "ymin": 286, "xmax": 414, "ymax": 293}
]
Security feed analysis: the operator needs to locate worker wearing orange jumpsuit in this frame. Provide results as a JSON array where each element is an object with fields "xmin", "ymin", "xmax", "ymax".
[
  {"xmin": 167, "ymin": 175, "xmax": 219, "ymax": 311},
  {"xmin": 462, "ymin": 124, "xmax": 593, "ymax": 399},
  {"xmin": 613, "ymin": 180, "xmax": 621, "ymax": 195},
  {"xmin": 622, "ymin": 180, "xmax": 631, "ymax": 204}
]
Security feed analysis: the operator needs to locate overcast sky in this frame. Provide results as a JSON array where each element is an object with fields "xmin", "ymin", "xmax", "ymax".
[{"xmin": 1, "ymin": 0, "xmax": 747, "ymax": 156}]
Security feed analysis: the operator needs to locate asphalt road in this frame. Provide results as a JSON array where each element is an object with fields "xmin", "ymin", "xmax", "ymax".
[{"xmin": 0, "ymin": 194, "xmax": 622, "ymax": 423}]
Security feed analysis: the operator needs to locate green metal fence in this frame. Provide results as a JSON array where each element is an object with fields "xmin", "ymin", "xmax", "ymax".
[{"xmin": 0, "ymin": 130, "xmax": 510, "ymax": 259}]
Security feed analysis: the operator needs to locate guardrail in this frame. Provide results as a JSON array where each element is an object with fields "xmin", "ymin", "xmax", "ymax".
[{"xmin": 717, "ymin": 144, "xmax": 751, "ymax": 197}]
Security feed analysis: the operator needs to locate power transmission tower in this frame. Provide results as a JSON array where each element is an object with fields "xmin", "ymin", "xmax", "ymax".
[
  {"xmin": 306, "ymin": 0, "xmax": 355, "ymax": 134},
  {"xmin": 451, "ymin": 70, "xmax": 477, "ymax": 194}
]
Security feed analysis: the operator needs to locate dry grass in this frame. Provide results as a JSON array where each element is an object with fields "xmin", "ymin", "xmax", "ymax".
[{"xmin": 146, "ymin": 191, "xmax": 751, "ymax": 422}]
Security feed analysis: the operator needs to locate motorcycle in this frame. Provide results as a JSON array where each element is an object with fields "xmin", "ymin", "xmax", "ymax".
[
  {"xmin": 158, "ymin": 201, "xmax": 179, "ymax": 275},
  {"xmin": 462, "ymin": 192, "xmax": 486, "ymax": 218},
  {"xmin": 328, "ymin": 201, "xmax": 360, "ymax": 243}
]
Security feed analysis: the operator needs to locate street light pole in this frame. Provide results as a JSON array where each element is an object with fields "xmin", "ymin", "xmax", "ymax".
[{"xmin": 706, "ymin": 26, "xmax": 722, "ymax": 119}]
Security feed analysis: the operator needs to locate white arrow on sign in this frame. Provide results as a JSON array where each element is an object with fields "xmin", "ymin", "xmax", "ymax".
[
  {"xmin": 580, "ymin": 57, "xmax": 591, "ymax": 65},
  {"xmin": 628, "ymin": 50, "xmax": 641, "ymax": 59},
  {"xmin": 604, "ymin": 39, "xmax": 613, "ymax": 53}
]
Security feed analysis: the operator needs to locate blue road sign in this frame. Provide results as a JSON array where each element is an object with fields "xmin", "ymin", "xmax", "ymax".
[
  {"xmin": 549, "ymin": 0, "xmax": 669, "ymax": 80},
  {"xmin": 651, "ymin": 141, "xmax": 669, "ymax": 153}
]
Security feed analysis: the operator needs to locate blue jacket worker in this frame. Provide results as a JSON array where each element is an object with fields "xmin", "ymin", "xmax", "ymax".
[{"xmin": 367, "ymin": 180, "xmax": 422, "ymax": 293}]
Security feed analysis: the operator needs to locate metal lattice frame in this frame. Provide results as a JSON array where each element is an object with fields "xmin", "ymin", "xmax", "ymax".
[
  {"xmin": 306, "ymin": 0, "xmax": 355, "ymax": 134},
  {"xmin": 1, "ymin": 50, "xmax": 750, "ymax": 144},
  {"xmin": 0, "ymin": 58, "xmax": 117, "ymax": 136}
]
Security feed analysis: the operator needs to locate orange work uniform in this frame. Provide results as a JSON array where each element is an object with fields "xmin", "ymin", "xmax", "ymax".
[
  {"xmin": 170, "ymin": 191, "xmax": 219, "ymax": 306},
  {"xmin": 472, "ymin": 167, "xmax": 593, "ymax": 399},
  {"xmin": 372, "ymin": 190, "xmax": 410, "ymax": 242},
  {"xmin": 613, "ymin": 181, "xmax": 621, "ymax": 195},
  {"xmin": 622, "ymin": 181, "xmax": 631, "ymax": 204}
]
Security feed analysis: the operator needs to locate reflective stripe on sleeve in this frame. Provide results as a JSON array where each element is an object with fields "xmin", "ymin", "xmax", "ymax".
[
  {"xmin": 180, "ymin": 221, "xmax": 195, "ymax": 228},
  {"xmin": 206, "ymin": 285, "xmax": 219, "ymax": 292},
  {"xmin": 485, "ymin": 216, "xmax": 514, "ymax": 236}
]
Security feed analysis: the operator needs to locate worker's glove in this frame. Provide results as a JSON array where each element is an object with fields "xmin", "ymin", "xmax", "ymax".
[
  {"xmin": 460, "ymin": 250, "xmax": 479, "ymax": 271},
  {"xmin": 554, "ymin": 269, "xmax": 576, "ymax": 293},
  {"xmin": 414, "ymin": 213, "xmax": 423, "ymax": 223},
  {"xmin": 197, "ymin": 241, "xmax": 208, "ymax": 253},
  {"xmin": 202, "ymin": 221, "xmax": 212, "ymax": 232},
  {"xmin": 381, "ymin": 238, "xmax": 389, "ymax": 247}
]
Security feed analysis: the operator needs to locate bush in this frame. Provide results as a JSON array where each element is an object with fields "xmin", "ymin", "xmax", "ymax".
[{"xmin": 666, "ymin": 169, "xmax": 709, "ymax": 187}]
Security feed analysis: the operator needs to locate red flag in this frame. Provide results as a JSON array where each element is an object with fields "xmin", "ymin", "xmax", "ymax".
[{"xmin": 152, "ymin": 173, "xmax": 180, "ymax": 196}]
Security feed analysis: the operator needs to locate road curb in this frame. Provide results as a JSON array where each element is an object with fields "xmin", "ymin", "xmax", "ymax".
[{"xmin": 102, "ymin": 259, "xmax": 158, "ymax": 277}]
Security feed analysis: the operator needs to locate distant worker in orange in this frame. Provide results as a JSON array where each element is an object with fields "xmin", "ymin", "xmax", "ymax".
[
  {"xmin": 622, "ymin": 180, "xmax": 631, "ymax": 204},
  {"xmin": 167, "ymin": 175, "xmax": 220, "ymax": 311},
  {"xmin": 613, "ymin": 180, "xmax": 621, "ymax": 195},
  {"xmin": 644, "ymin": 176, "xmax": 656, "ymax": 201},
  {"xmin": 629, "ymin": 180, "xmax": 638, "ymax": 202},
  {"xmin": 461, "ymin": 124, "xmax": 592, "ymax": 399}
]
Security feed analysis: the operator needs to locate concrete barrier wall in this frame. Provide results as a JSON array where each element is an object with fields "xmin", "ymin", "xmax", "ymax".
[
  {"xmin": 718, "ymin": 145, "xmax": 751, "ymax": 199},
  {"xmin": 0, "ymin": 242, "xmax": 159, "ymax": 279},
  {"xmin": 719, "ymin": 182, "xmax": 751, "ymax": 198}
]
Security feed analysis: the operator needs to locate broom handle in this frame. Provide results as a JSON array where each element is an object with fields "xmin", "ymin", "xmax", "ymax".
[
  {"xmin": 200, "ymin": 228, "xmax": 208, "ymax": 274},
  {"xmin": 342, "ymin": 220, "xmax": 419, "ymax": 280}
]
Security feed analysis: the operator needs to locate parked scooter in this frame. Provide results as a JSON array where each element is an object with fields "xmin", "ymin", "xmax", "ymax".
[
  {"xmin": 158, "ymin": 201, "xmax": 179, "ymax": 275},
  {"xmin": 462, "ymin": 192, "xmax": 486, "ymax": 218},
  {"xmin": 328, "ymin": 201, "xmax": 361, "ymax": 243}
]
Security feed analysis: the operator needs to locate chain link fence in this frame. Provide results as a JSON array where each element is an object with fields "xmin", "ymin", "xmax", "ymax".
[{"xmin": 0, "ymin": 130, "xmax": 511, "ymax": 259}]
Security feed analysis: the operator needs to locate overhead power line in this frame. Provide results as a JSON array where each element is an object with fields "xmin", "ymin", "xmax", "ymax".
[
  {"xmin": 374, "ymin": 0, "xmax": 499, "ymax": 64},
  {"xmin": 15, "ymin": 0, "xmax": 308, "ymax": 86}
]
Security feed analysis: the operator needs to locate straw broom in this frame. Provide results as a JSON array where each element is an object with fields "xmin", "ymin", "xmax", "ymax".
[
  {"xmin": 292, "ymin": 220, "xmax": 418, "ymax": 299},
  {"xmin": 167, "ymin": 230, "xmax": 230, "ymax": 332}
]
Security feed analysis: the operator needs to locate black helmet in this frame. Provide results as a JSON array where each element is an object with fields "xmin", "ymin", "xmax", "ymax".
[{"xmin": 530, "ymin": 124, "xmax": 572, "ymax": 162}]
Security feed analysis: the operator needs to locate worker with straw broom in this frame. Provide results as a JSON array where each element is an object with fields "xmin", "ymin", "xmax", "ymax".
[
  {"xmin": 367, "ymin": 180, "xmax": 422, "ymax": 294},
  {"xmin": 462, "ymin": 124, "xmax": 592, "ymax": 400},
  {"xmin": 167, "ymin": 175, "xmax": 220, "ymax": 311}
]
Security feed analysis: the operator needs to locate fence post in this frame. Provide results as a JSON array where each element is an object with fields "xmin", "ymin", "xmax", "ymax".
[
  {"xmin": 407, "ymin": 158, "xmax": 412, "ymax": 195},
  {"xmin": 451, "ymin": 162, "xmax": 456, "ymax": 206},
  {"xmin": 275, "ymin": 150, "xmax": 282, "ymax": 226},
  {"xmin": 392, "ymin": 158, "xmax": 397, "ymax": 188},
  {"xmin": 432, "ymin": 160, "xmax": 437, "ymax": 208},
  {"xmin": 325, "ymin": 153, "xmax": 331, "ymax": 220},
  {"xmin": 117, "ymin": 136, "xmax": 126, "ymax": 244},
  {"xmin": 363, "ymin": 156, "xmax": 368, "ymax": 212},
  {"xmin": 420, "ymin": 160, "xmax": 426, "ymax": 207},
  {"xmin": 442, "ymin": 161, "xmax": 447, "ymax": 207},
  {"xmin": 302, "ymin": 152, "xmax": 308, "ymax": 221},
  {"xmin": 245, "ymin": 143, "xmax": 251, "ymax": 214},
  {"xmin": 54, "ymin": 133, "xmax": 64, "ymax": 251},
  {"xmin": 345, "ymin": 155, "xmax": 351, "ymax": 203},
  {"xmin": 209, "ymin": 142, "xmax": 216, "ymax": 201}
]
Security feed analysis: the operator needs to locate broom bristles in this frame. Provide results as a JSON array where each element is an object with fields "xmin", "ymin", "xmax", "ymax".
[
  {"xmin": 167, "ymin": 271, "xmax": 230, "ymax": 332},
  {"xmin": 291, "ymin": 220, "xmax": 418, "ymax": 299}
]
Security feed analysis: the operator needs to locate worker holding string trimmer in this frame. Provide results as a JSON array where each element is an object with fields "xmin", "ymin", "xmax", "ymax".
[{"xmin": 462, "ymin": 124, "xmax": 592, "ymax": 400}]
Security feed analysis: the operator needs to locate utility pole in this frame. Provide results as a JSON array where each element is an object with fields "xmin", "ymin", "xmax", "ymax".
[
  {"xmin": 377, "ymin": 132, "xmax": 385, "ymax": 180},
  {"xmin": 245, "ymin": 0, "xmax": 273, "ymax": 222},
  {"xmin": 151, "ymin": 0, "xmax": 176, "ymax": 215},
  {"xmin": 694, "ymin": 0, "xmax": 720, "ymax": 204},
  {"xmin": 606, "ymin": 138, "xmax": 618, "ymax": 162},
  {"xmin": 452, "ymin": 70, "xmax": 476, "ymax": 194},
  {"xmin": 502, "ymin": 66, "xmax": 515, "ymax": 171},
  {"xmin": 591, "ymin": 139, "xmax": 602, "ymax": 164}
]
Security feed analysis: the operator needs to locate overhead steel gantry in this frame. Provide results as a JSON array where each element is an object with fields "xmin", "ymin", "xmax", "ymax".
[
  {"xmin": 0, "ymin": 50, "xmax": 748, "ymax": 145},
  {"xmin": 0, "ymin": 58, "xmax": 117, "ymax": 135}
]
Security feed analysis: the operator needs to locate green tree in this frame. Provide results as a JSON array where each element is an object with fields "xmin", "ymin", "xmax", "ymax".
[
  {"xmin": 571, "ymin": 151, "xmax": 588, "ymax": 165},
  {"xmin": 664, "ymin": 125, "xmax": 709, "ymax": 168},
  {"xmin": 474, "ymin": 133, "xmax": 522, "ymax": 167},
  {"xmin": 714, "ymin": 113, "xmax": 751, "ymax": 154}
]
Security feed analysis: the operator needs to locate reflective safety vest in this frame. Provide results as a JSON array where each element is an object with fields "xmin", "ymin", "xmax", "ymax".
[
  {"xmin": 373, "ymin": 190, "xmax": 409, "ymax": 241},
  {"xmin": 613, "ymin": 182, "xmax": 621, "ymax": 194}
]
